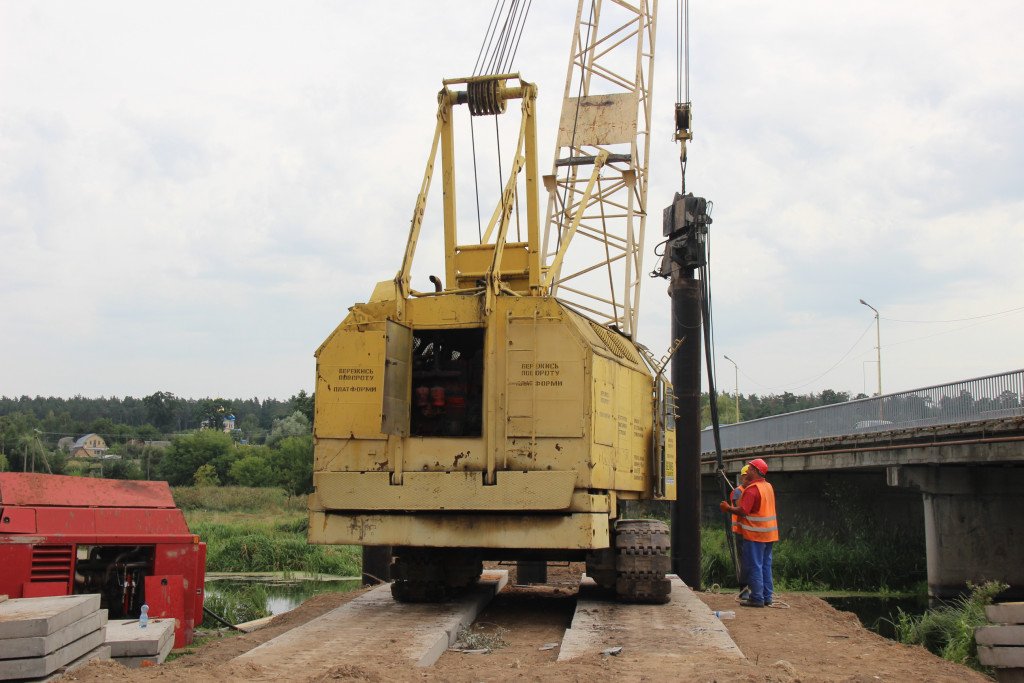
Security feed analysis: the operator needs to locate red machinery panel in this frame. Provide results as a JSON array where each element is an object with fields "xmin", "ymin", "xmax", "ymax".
[
  {"xmin": 0, "ymin": 473, "xmax": 206, "ymax": 647},
  {"xmin": 145, "ymin": 575, "xmax": 188, "ymax": 648}
]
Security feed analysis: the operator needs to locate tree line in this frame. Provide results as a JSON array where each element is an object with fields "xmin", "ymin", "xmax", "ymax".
[
  {"xmin": 0, "ymin": 390, "xmax": 315, "ymax": 494},
  {"xmin": 3, "ymin": 386, "xmax": 941, "ymax": 489},
  {"xmin": 701, "ymin": 388, "xmax": 865, "ymax": 427}
]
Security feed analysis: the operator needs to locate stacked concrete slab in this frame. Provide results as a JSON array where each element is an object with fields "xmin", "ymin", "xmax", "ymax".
[
  {"xmin": 104, "ymin": 618, "xmax": 175, "ymax": 668},
  {"xmin": 0, "ymin": 594, "xmax": 110, "ymax": 682},
  {"xmin": 977, "ymin": 602, "xmax": 1024, "ymax": 683}
]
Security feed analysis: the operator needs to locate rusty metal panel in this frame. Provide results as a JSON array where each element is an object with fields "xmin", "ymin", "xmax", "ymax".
[
  {"xmin": 315, "ymin": 329, "xmax": 387, "ymax": 439},
  {"xmin": 557, "ymin": 93, "xmax": 638, "ymax": 148},
  {"xmin": 314, "ymin": 470, "xmax": 577, "ymax": 511},
  {"xmin": 381, "ymin": 320, "xmax": 412, "ymax": 437},
  {"xmin": 0, "ymin": 473, "xmax": 176, "ymax": 508}
]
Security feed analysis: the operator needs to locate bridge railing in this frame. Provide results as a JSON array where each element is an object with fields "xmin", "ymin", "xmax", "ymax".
[{"xmin": 700, "ymin": 369, "xmax": 1024, "ymax": 455}]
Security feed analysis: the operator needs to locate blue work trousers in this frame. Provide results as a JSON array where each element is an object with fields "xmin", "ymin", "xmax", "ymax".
[{"xmin": 741, "ymin": 539, "xmax": 774, "ymax": 605}]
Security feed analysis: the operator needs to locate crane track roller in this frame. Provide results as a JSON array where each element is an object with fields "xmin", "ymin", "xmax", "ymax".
[
  {"xmin": 614, "ymin": 519, "xmax": 672, "ymax": 604},
  {"xmin": 467, "ymin": 77, "xmax": 507, "ymax": 116}
]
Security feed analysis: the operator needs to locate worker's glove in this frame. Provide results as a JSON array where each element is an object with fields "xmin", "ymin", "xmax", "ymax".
[{"xmin": 719, "ymin": 500, "xmax": 730, "ymax": 512}]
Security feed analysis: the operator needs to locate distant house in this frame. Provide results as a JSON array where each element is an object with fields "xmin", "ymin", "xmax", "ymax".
[
  {"xmin": 57, "ymin": 436, "xmax": 75, "ymax": 452},
  {"xmin": 223, "ymin": 414, "xmax": 236, "ymax": 432},
  {"xmin": 70, "ymin": 433, "xmax": 108, "ymax": 458},
  {"xmin": 143, "ymin": 440, "xmax": 171, "ymax": 449}
]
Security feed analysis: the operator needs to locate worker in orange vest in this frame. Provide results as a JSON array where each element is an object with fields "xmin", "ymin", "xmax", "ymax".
[
  {"xmin": 720, "ymin": 458, "xmax": 778, "ymax": 607},
  {"xmin": 730, "ymin": 464, "xmax": 752, "ymax": 600}
]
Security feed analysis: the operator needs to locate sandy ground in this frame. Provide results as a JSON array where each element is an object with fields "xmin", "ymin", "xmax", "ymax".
[{"xmin": 61, "ymin": 567, "xmax": 991, "ymax": 683}]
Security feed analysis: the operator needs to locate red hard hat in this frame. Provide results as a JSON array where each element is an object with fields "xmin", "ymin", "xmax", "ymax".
[{"xmin": 748, "ymin": 458, "xmax": 769, "ymax": 475}]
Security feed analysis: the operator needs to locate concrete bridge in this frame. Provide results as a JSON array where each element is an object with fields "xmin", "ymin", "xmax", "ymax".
[{"xmin": 699, "ymin": 369, "xmax": 1024, "ymax": 599}]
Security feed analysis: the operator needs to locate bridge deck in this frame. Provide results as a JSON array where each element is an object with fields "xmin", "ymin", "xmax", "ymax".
[{"xmin": 702, "ymin": 415, "xmax": 1024, "ymax": 473}]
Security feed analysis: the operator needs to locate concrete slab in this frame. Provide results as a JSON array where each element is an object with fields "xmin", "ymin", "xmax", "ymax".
[
  {"xmin": 979, "ymin": 646, "xmax": 1024, "ymax": 668},
  {"xmin": 0, "ymin": 594, "xmax": 101, "ymax": 639},
  {"xmin": 558, "ymin": 575, "xmax": 744, "ymax": 662},
  {"xmin": 104, "ymin": 618, "xmax": 175, "ymax": 657},
  {"xmin": 235, "ymin": 569, "xmax": 508, "ymax": 674},
  {"xmin": 113, "ymin": 633, "xmax": 174, "ymax": 668},
  {"xmin": 978, "ymin": 625, "xmax": 1024, "ymax": 647},
  {"xmin": 989, "ymin": 603, "xmax": 1024, "ymax": 625},
  {"xmin": 0, "ymin": 610, "xmax": 107, "ymax": 659},
  {"xmin": 32, "ymin": 646, "xmax": 111, "ymax": 683},
  {"xmin": 0, "ymin": 628, "xmax": 105, "ymax": 680}
]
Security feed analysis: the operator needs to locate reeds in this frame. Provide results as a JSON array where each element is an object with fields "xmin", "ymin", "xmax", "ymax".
[
  {"xmin": 892, "ymin": 580, "xmax": 1008, "ymax": 672},
  {"xmin": 700, "ymin": 526, "xmax": 925, "ymax": 591},
  {"xmin": 189, "ymin": 519, "xmax": 359, "ymax": 575},
  {"xmin": 172, "ymin": 486, "xmax": 305, "ymax": 513}
]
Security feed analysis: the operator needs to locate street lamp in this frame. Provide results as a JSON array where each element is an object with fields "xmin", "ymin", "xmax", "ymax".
[
  {"xmin": 723, "ymin": 355, "xmax": 740, "ymax": 423},
  {"xmin": 859, "ymin": 299, "xmax": 882, "ymax": 396}
]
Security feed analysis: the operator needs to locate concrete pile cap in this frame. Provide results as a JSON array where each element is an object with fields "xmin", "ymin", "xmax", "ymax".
[{"xmin": 104, "ymin": 618, "xmax": 175, "ymax": 657}]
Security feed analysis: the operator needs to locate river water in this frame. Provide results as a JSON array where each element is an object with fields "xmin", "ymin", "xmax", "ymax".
[{"xmin": 205, "ymin": 575, "xmax": 362, "ymax": 615}]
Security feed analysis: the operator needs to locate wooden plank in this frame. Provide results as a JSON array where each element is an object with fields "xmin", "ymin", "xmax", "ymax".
[
  {"xmin": 235, "ymin": 570, "xmax": 508, "ymax": 672},
  {"xmin": 977, "ymin": 625, "xmax": 1024, "ymax": 646},
  {"xmin": 558, "ymin": 575, "xmax": 744, "ymax": 662},
  {"xmin": 988, "ymin": 603, "xmax": 1024, "ymax": 625}
]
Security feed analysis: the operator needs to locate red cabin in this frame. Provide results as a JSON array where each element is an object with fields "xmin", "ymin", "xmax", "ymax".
[{"xmin": 0, "ymin": 473, "xmax": 206, "ymax": 647}]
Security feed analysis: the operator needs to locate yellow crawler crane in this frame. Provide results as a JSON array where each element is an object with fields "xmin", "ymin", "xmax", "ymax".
[{"xmin": 309, "ymin": 1, "xmax": 677, "ymax": 602}]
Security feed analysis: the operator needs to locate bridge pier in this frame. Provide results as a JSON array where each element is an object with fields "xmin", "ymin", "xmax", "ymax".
[{"xmin": 888, "ymin": 465, "xmax": 1024, "ymax": 600}]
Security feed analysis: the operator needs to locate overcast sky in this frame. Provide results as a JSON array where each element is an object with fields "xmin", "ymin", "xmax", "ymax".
[{"xmin": 2, "ymin": 1, "xmax": 1022, "ymax": 401}]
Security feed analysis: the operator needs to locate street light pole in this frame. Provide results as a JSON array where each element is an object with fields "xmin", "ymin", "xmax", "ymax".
[
  {"xmin": 859, "ymin": 299, "xmax": 882, "ymax": 396},
  {"xmin": 723, "ymin": 355, "xmax": 740, "ymax": 423}
]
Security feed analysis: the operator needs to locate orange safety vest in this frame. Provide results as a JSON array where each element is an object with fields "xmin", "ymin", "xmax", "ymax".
[
  {"xmin": 730, "ymin": 485, "xmax": 744, "ymax": 534},
  {"xmin": 738, "ymin": 479, "xmax": 779, "ymax": 543}
]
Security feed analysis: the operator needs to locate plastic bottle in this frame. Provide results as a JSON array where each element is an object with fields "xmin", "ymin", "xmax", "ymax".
[
  {"xmin": 713, "ymin": 610, "xmax": 735, "ymax": 619},
  {"xmin": 139, "ymin": 604, "xmax": 149, "ymax": 628}
]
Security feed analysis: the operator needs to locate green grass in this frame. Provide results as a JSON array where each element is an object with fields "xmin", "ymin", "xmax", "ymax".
[
  {"xmin": 188, "ymin": 516, "xmax": 359, "ymax": 575},
  {"xmin": 175, "ymin": 486, "xmax": 359, "ymax": 577},
  {"xmin": 893, "ymin": 581, "xmax": 1007, "ymax": 673},
  {"xmin": 700, "ymin": 526, "xmax": 926, "ymax": 592},
  {"xmin": 172, "ymin": 486, "xmax": 306, "ymax": 513}
]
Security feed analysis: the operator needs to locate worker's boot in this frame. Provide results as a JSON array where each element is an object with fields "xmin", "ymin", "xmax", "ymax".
[{"xmin": 739, "ymin": 598, "xmax": 764, "ymax": 608}]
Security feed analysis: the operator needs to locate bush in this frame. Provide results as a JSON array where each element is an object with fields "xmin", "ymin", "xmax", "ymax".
[
  {"xmin": 894, "ymin": 580, "xmax": 1008, "ymax": 672},
  {"xmin": 159, "ymin": 431, "xmax": 236, "ymax": 486}
]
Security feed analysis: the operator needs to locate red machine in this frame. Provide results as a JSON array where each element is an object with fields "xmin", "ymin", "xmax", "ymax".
[{"xmin": 0, "ymin": 473, "xmax": 206, "ymax": 647}]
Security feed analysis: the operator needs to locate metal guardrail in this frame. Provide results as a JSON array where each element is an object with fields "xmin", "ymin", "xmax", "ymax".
[{"xmin": 701, "ymin": 369, "xmax": 1024, "ymax": 455}]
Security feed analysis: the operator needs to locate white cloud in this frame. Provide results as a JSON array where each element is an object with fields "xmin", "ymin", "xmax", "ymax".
[{"xmin": 1, "ymin": 1, "xmax": 1021, "ymax": 399}]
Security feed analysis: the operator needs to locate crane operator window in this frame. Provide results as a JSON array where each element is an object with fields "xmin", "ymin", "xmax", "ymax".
[{"xmin": 409, "ymin": 328, "xmax": 484, "ymax": 437}]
